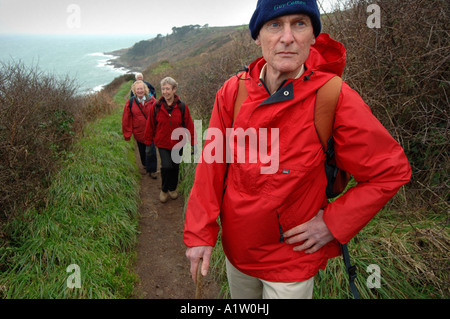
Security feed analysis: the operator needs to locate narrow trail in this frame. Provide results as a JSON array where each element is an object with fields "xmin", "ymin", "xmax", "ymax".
[{"xmin": 132, "ymin": 147, "xmax": 221, "ymax": 299}]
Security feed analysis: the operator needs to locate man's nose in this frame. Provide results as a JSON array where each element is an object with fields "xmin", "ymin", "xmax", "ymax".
[{"xmin": 280, "ymin": 25, "xmax": 295, "ymax": 45}]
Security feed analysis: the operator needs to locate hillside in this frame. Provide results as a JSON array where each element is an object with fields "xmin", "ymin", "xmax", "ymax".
[{"xmin": 108, "ymin": 25, "xmax": 248, "ymax": 72}]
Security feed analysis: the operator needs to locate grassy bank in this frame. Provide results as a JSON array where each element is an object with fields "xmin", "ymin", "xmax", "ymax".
[{"xmin": 0, "ymin": 82, "xmax": 140, "ymax": 298}]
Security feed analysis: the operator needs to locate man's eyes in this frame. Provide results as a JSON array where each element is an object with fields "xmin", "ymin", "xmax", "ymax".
[{"xmin": 266, "ymin": 20, "xmax": 307, "ymax": 30}]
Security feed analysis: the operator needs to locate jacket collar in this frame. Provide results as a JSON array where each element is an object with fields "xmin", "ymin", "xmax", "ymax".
[
  {"xmin": 244, "ymin": 33, "xmax": 346, "ymax": 106},
  {"xmin": 259, "ymin": 63, "xmax": 305, "ymax": 82},
  {"xmin": 156, "ymin": 95, "xmax": 181, "ymax": 114}
]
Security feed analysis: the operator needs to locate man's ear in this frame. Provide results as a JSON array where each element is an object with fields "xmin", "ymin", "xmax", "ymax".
[{"xmin": 255, "ymin": 35, "xmax": 261, "ymax": 46}]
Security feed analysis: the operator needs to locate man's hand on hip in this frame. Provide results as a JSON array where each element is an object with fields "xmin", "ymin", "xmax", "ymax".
[{"xmin": 283, "ymin": 209, "xmax": 335, "ymax": 254}]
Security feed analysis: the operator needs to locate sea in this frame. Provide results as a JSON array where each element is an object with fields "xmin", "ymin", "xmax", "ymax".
[{"xmin": 0, "ymin": 34, "xmax": 153, "ymax": 95}]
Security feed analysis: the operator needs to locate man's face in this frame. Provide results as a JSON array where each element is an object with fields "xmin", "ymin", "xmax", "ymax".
[{"xmin": 256, "ymin": 14, "xmax": 315, "ymax": 78}]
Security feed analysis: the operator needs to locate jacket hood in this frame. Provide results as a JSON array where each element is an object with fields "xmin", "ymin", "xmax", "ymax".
[
  {"xmin": 248, "ymin": 33, "xmax": 346, "ymax": 79},
  {"xmin": 308, "ymin": 33, "xmax": 346, "ymax": 76}
]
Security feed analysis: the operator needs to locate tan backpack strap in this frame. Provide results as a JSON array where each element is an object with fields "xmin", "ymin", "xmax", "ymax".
[
  {"xmin": 233, "ymin": 75, "xmax": 249, "ymax": 123},
  {"xmin": 315, "ymin": 76, "xmax": 343, "ymax": 151}
]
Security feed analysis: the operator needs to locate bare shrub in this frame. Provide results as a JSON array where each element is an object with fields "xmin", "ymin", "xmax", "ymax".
[
  {"xmin": 0, "ymin": 62, "xmax": 117, "ymax": 222},
  {"xmin": 321, "ymin": 0, "xmax": 449, "ymax": 209},
  {"xmin": 74, "ymin": 91, "xmax": 116, "ymax": 131}
]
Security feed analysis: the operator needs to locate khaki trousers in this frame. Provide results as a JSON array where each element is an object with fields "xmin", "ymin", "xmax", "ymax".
[{"xmin": 226, "ymin": 258, "xmax": 314, "ymax": 299}]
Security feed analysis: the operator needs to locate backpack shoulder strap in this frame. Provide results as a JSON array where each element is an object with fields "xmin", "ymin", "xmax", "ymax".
[
  {"xmin": 154, "ymin": 102, "xmax": 161, "ymax": 128},
  {"xmin": 179, "ymin": 101, "xmax": 186, "ymax": 128},
  {"xmin": 315, "ymin": 77, "xmax": 361, "ymax": 299},
  {"xmin": 314, "ymin": 76, "xmax": 343, "ymax": 152},
  {"xmin": 129, "ymin": 97, "xmax": 135, "ymax": 112},
  {"xmin": 233, "ymin": 76, "xmax": 249, "ymax": 124},
  {"xmin": 233, "ymin": 75, "xmax": 343, "ymax": 134},
  {"xmin": 179, "ymin": 101, "xmax": 186, "ymax": 114}
]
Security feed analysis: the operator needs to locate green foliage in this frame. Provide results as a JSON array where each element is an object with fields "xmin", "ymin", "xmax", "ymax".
[{"xmin": 0, "ymin": 82, "xmax": 140, "ymax": 298}]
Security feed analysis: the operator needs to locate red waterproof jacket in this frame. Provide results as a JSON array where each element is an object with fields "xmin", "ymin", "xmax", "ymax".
[
  {"xmin": 144, "ymin": 96, "xmax": 197, "ymax": 149},
  {"xmin": 183, "ymin": 34, "xmax": 412, "ymax": 282},
  {"xmin": 122, "ymin": 96, "xmax": 156, "ymax": 143}
]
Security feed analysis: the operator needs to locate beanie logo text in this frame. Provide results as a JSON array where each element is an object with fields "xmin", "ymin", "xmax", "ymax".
[{"xmin": 274, "ymin": 1, "xmax": 306, "ymax": 11}]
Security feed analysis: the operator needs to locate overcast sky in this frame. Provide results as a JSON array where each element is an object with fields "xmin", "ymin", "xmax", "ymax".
[{"xmin": 0, "ymin": 0, "xmax": 339, "ymax": 35}]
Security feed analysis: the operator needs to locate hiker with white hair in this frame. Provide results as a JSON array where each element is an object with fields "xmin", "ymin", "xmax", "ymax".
[
  {"xmin": 131, "ymin": 72, "xmax": 157, "ymax": 98},
  {"xmin": 184, "ymin": 0, "xmax": 411, "ymax": 299},
  {"xmin": 122, "ymin": 80, "xmax": 158, "ymax": 179}
]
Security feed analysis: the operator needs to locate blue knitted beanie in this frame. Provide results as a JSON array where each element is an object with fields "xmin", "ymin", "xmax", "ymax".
[{"xmin": 249, "ymin": 0, "xmax": 322, "ymax": 40}]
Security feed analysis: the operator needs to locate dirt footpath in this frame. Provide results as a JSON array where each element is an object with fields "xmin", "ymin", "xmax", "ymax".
[{"xmin": 132, "ymin": 148, "xmax": 221, "ymax": 299}]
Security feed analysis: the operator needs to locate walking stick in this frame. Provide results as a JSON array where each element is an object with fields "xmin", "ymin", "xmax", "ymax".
[{"xmin": 195, "ymin": 258, "xmax": 204, "ymax": 299}]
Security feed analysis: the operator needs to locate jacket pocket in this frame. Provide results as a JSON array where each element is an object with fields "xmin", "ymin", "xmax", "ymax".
[
  {"xmin": 273, "ymin": 164, "xmax": 325, "ymax": 233},
  {"xmin": 277, "ymin": 211, "xmax": 285, "ymax": 243},
  {"xmin": 262, "ymin": 166, "xmax": 314, "ymax": 200},
  {"xmin": 232, "ymin": 162, "xmax": 267, "ymax": 195}
]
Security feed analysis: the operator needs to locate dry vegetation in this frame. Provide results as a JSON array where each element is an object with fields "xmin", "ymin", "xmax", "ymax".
[
  {"xmin": 0, "ymin": 61, "xmax": 116, "ymax": 222},
  {"xmin": 322, "ymin": 0, "xmax": 449, "ymax": 212}
]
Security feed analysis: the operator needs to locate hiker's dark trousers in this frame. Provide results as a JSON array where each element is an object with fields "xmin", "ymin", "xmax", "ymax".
[
  {"xmin": 158, "ymin": 147, "xmax": 183, "ymax": 193},
  {"xmin": 137, "ymin": 141, "xmax": 157, "ymax": 173}
]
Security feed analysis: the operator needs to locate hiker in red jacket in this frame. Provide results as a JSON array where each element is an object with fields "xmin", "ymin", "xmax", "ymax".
[
  {"xmin": 122, "ymin": 80, "xmax": 157, "ymax": 178},
  {"xmin": 144, "ymin": 77, "xmax": 197, "ymax": 203},
  {"xmin": 183, "ymin": 0, "xmax": 411, "ymax": 299}
]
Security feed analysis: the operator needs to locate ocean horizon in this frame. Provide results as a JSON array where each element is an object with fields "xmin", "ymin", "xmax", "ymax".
[{"xmin": 0, "ymin": 33, "xmax": 154, "ymax": 95}]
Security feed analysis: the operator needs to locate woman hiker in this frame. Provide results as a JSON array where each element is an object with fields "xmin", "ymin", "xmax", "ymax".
[
  {"xmin": 122, "ymin": 80, "xmax": 158, "ymax": 179},
  {"xmin": 144, "ymin": 77, "xmax": 197, "ymax": 203}
]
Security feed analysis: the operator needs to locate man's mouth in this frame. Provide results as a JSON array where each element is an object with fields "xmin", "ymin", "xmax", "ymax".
[{"xmin": 277, "ymin": 51, "xmax": 297, "ymax": 56}]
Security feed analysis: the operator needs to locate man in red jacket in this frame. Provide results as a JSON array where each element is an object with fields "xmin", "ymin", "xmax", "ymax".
[{"xmin": 184, "ymin": 0, "xmax": 411, "ymax": 298}]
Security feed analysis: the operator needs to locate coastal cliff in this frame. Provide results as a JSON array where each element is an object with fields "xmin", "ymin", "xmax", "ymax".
[{"xmin": 106, "ymin": 25, "xmax": 247, "ymax": 72}]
